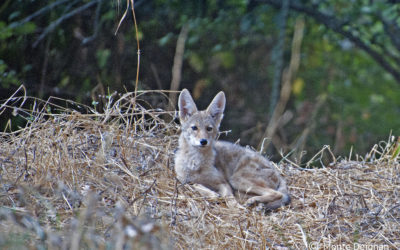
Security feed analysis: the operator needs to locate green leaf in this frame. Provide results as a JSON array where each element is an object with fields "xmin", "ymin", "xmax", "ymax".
[
  {"xmin": 96, "ymin": 49, "xmax": 111, "ymax": 69},
  {"xmin": 215, "ymin": 51, "xmax": 235, "ymax": 69},
  {"xmin": 59, "ymin": 76, "xmax": 70, "ymax": 88},
  {"xmin": 159, "ymin": 33, "xmax": 173, "ymax": 46},
  {"xmin": 8, "ymin": 11, "xmax": 21, "ymax": 21},
  {"xmin": 188, "ymin": 53, "xmax": 204, "ymax": 73},
  {"xmin": 15, "ymin": 22, "xmax": 36, "ymax": 35}
]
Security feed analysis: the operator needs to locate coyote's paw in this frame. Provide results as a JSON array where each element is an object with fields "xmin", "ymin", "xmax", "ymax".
[
  {"xmin": 192, "ymin": 184, "xmax": 220, "ymax": 198},
  {"xmin": 225, "ymin": 197, "xmax": 245, "ymax": 209},
  {"xmin": 244, "ymin": 197, "xmax": 259, "ymax": 207}
]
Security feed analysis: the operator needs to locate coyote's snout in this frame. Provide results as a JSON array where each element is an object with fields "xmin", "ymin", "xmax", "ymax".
[{"xmin": 174, "ymin": 89, "xmax": 290, "ymax": 210}]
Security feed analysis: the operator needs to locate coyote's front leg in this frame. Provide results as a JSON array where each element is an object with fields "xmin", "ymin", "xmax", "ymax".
[
  {"xmin": 192, "ymin": 183, "xmax": 240, "ymax": 208},
  {"xmin": 216, "ymin": 183, "xmax": 242, "ymax": 208},
  {"xmin": 192, "ymin": 183, "xmax": 220, "ymax": 198}
]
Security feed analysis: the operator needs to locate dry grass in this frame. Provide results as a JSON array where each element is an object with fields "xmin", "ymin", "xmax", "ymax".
[{"xmin": 0, "ymin": 87, "xmax": 399, "ymax": 249}]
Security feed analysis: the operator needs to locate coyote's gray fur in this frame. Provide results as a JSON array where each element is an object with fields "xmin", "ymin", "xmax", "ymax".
[{"xmin": 174, "ymin": 89, "xmax": 290, "ymax": 210}]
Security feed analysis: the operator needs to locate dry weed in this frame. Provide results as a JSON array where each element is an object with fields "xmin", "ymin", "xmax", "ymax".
[{"xmin": 0, "ymin": 87, "xmax": 399, "ymax": 249}]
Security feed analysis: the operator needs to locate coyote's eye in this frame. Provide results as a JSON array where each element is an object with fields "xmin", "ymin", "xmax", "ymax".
[
  {"xmin": 191, "ymin": 126, "xmax": 198, "ymax": 131},
  {"xmin": 206, "ymin": 126, "xmax": 213, "ymax": 132}
]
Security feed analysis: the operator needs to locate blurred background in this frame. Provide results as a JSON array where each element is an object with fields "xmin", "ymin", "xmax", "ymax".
[{"xmin": 0, "ymin": 0, "xmax": 399, "ymax": 162}]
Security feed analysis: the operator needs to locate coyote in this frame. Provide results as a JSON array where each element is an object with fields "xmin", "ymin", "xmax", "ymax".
[{"xmin": 174, "ymin": 89, "xmax": 290, "ymax": 210}]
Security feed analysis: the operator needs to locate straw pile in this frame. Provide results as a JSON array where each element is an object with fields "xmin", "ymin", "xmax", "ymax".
[{"xmin": 0, "ymin": 87, "xmax": 399, "ymax": 249}]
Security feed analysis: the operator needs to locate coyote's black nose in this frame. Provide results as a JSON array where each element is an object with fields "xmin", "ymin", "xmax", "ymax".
[{"xmin": 200, "ymin": 139, "xmax": 208, "ymax": 146}]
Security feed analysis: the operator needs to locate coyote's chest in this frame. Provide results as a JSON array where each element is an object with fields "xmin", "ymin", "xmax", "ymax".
[{"xmin": 175, "ymin": 147, "xmax": 216, "ymax": 183}]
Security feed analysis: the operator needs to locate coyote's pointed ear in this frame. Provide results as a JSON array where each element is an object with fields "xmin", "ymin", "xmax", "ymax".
[
  {"xmin": 178, "ymin": 89, "xmax": 198, "ymax": 122},
  {"xmin": 206, "ymin": 91, "xmax": 225, "ymax": 125}
]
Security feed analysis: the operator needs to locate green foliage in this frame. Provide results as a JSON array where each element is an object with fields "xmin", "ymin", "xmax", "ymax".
[
  {"xmin": 96, "ymin": 49, "xmax": 111, "ymax": 69},
  {"xmin": 0, "ymin": 59, "xmax": 18, "ymax": 88},
  {"xmin": 0, "ymin": 15, "xmax": 36, "ymax": 88},
  {"xmin": 298, "ymin": 18, "xmax": 400, "ymax": 153},
  {"xmin": 14, "ymin": 22, "xmax": 36, "ymax": 35},
  {"xmin": 0, "ymin": 22, "xmax": 13, "ymax": 40},
  {"xmin": 215, "ymin": 51, "xmax": 235, "ymax": 69},
  {"xmin": 188, "ymin": 53, "xmax": 204, "ymax": 73}
]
